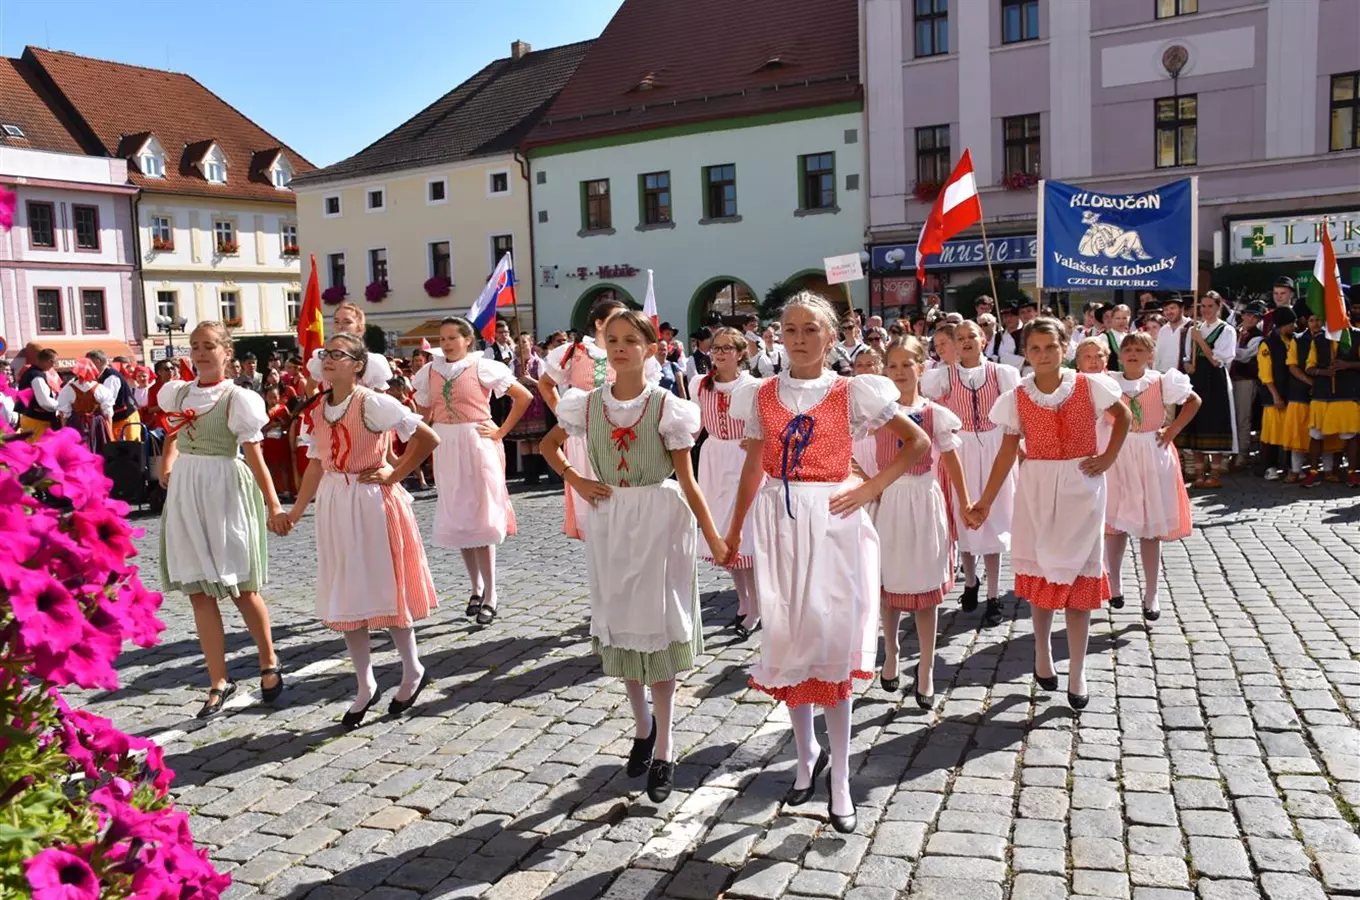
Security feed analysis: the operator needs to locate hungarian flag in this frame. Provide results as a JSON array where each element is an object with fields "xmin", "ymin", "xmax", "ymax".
[
  {"xmin": 298, "ymin": 254, "xmax": 325, "ymax": 361},
  {"xmin": 1308, "ymin": 227, "xmax": 1351, "ymax": 348},
  {"xmin": 643, "ymin": 269, "xmax": 659, "ymax": 331},
  {"xmin": 916, "ymin": 149, "xmax": 982, "ymax": 281}
]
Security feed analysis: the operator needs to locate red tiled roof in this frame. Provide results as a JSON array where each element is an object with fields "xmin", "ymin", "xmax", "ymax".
[
  {"xmin": 524, "ymin": 0, "xmax": 860, "ymax": 150},
  {"xmin": 23, "ymin": 46, "xmax": 312, "ymax": 203},
  {"xmin": 0, "ymin": 57, "xmax": 89, "ymax": 155}
]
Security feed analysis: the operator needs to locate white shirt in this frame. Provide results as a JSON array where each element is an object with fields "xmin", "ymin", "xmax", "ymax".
[
  {"xmin": 555, "ymin": 384, "xmax": 701, "ymax": 451},
  {"xmin": 999, "ymin": 331, "xmax": 1026, "ymax": 370},
  {"xmin": 411, "ymin": 352, "xmax": 515, "ymax": 409},
  {"xmin": 920, "ymin": 360, "xmax": 1022, "ymax": 401},
  {"xmin": 28, "ymin": 375, "xmax": 59, "ymax": 412},
  {"xmin": 307, "ymin": 391, "xmax": 422, "ymax": 459},
  {"xmin": 1113, "ymin": 369, "xmax": 1194, "ymax": 406},
  {"xmin": 159, "ymin": 380, "xmax": 269, "ymax": 444},
  {"xmin": 730, "ymin": 370, "xmax": 900, "ymax": 440},
  {"xmin": 57, "ymin": 379, "xmax": 116, "ymax": 419},
  {"xmin": 544, "ymin": 336, "xmax": 661, "ymax": 388},
  {"xmin": 1186, "ymin": 319, "xmax": 1237, "ymax": 368},
  {"xmin": 750, "ymin": 344, "xmax": 788, "ymax": 378},
  {"xmin": 990, "ymin": 369, "xmax": 1123, "ymax": 435},
  {"xmin": 1154, "ymin": 319, "xmax": 1189, "ymax": 373}
]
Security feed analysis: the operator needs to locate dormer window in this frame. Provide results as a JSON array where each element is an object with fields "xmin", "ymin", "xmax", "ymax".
[
  {"xmin": 273, "ymin": 169, "xmax": 289, "ymax": 188},
  {"xmin": 270, "ymin": 155, "xmax": 294, "ymax": 190},
  {"xmin": 206, "ymin": 161, "xmax": 226, "ymax": 183},
  {"xmin": 142, "ymin": 154, "xmax": 164, "ymax": 178}
]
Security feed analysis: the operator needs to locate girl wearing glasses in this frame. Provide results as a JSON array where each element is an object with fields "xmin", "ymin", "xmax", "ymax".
[
  {"xmin": 412, "ymin": 317, "xmax": 533, "ymax": 626},
  {"xmin": 287, "ymin": 334, "xmax": 441, "ymax": 729},
  {"xmin": 689, "ymin": 327, "xmax": 761, "ymax": 639}
]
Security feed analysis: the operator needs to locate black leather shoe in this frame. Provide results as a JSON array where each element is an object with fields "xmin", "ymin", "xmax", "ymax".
[
  {"xmin": 912, "ymin": 678, "xmax": 936, "ymax": 710},
  {"xmin": 1068, "ymin": 691, "xmax": 1090, "ymax": 711},
  {"xmin": 341, "ymin": 690, "xmax": 382, "ymax": 731},
  {"xmin": 826, "ymin": 772, "xmax": 857, "ymax": 834},
  {"xmin": 733, "ymin": 621, "xmax": 752, "ymax": 640},
  {"xmin": 880, "ymin": 673, "xmax": 900, "ymax": 693},
  {"xmin": 627, "ymin": 717, "xmax": 656, "ymax": 777},
  {"xmin": 196, "ymin": 681, "xmax": 237, "ymax": 719},
  {"xmin": 1109, "ymin": 595, "xmax": 1125, "ymax": 610},
  {"xmin": 1143, "ymin": 606, "xmax": 1161, "ymax": 622},
  {"xmin": 1035, "ymin": 673, "xmax": 1059, "ymax": 692},
  {"xmin": 784, "ymin": 747, "xmax": 829, "ymax": 807},
  {"xmin": 960, "ymin": 583, "xmax": 980, "ymax": 612},
  {"xmin": 982, "ymin": 597, "xmax": 1004, "ymax": 628},
  {"xmin": 476, "ymin": 604, "xmax": 498, "ymax": 626},
  {"xmin": 465, "ymin": 595, "xmax": 482, "ymax": 617},
  {"xmin": 646, "ymin": 760, "xmax": 674, "ymax": 803},
  {"xmin": 259, "ymin": 666, "xmax": 284, "ymax": 703},
  {"xmin": 389, "ymin": 670, "xmax": 432, "ymax": 716}
]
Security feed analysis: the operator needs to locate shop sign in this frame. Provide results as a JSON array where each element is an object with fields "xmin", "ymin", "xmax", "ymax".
[
  {"xmin": 565, "ymin": 264, "xmax": 640, "ymax": 280},
  {"xmin": 871, "ymin": 235, "xmax": 1036, "ymax": 273},
  {"xmin": 1039, "ymin": 178, "xmax": 1197, "ymax": 291},
  {"xmin": 1228, "ymin": 211, "xmax": 1360, "ymax": 264}
]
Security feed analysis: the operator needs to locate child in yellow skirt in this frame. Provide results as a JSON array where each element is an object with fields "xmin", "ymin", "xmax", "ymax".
[
  {"xmin": 1256, "ymin": 309, "xmax": 1297, "ymax": 480},
  {"xmin": 1303, "ymin": 321, "xmax": 1360, "ymax": 488},
  {"xmin": 1284, "ymin": 316, "xmax": 1319, "ymax": 481}
]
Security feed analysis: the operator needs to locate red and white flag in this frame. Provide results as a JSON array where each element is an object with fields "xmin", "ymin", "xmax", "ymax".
[
  {"xmin": 916, "ymin": 149, "xmax": 982, "ymax": 281},
  {"xmin": 643, "ymin": 269, "xmax": 659, "ymax": 331}
]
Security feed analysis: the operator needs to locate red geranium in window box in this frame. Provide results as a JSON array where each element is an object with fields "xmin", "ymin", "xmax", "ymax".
[
  {"xmin": 281, "ymin": 244, "xmax": 300, "ymax": 257},
  {"xmin": 424, "ymin": 275, "xmax": 452, "ymax": 298},
  {"xmin": 216, "ymin": 239, "xmax": 239, "ymax": 255},
  {"xmin": 1001, "ymin": 170, "xmax": 1040, "ymax": 191},
  {"xmin": 151, "ymin": 236, "xmax": 174, "ymax": 251},
  {"xmin": 365, "ymin": 281, "xmax": 389, "ymax": 303},
  {"xmin": 912, "ymin": 179, "xmax": 943, "ymax": 203},
  {"xmin": 321, "ymin": 285, "xmax": 346, "ymax": 305}
]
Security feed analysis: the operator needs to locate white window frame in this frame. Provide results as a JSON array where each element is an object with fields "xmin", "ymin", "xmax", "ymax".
[
  {"xmin": 322, "ymin": 194, "xmax": 342, "ymax": 218},
  {"xmin": 149, "ymin": 215, "xmax": 173, "ymax": 247},
  {"xmin": 285, "ymin": 289, "xmax": 302, "ymax": 327},
  {"xmin": 489, "ymin": 233, "xmax": 514, "ymax": 271},
  {"xmin": 142, "ymin": 154, "xmax": 164, "ymax": 178},
  {"xmin": 213, "ymin": 219, "xmax": 238, "ymax": 254},
  {"xmin": 364, "ymin": 185, "xmax": 387, "ymax": 213},
  {"xmin": 428, "ymin": 238, "xmax": 453, "ymax": 281},
  {"xmin": 281, "ymin": 222, "xmax": 298, "ymax": 249},
  {"xmin": 205, "ymin": 161, "xmax": 226, "ymax": 184},
  {"xmin": 426, "ymin": 176, "xmax": 449, "ymax": 206},
  {"xmin": 486, "ymin": 168, "xmax": 512, "ymax": 198},
  {"xmin": 2, "ymin": 124, "xmax": 25, "ymax": 138},
  {"xmin": 219, "ymin": 289, "xmax": 241, "ymax": 324},
  {"xmin": 156, "ymin": 290, "xmax": 178, "ymax": 321},
  {"xmin": 272, "ymin": 168, "xmax": 290, "ymax": 188}
]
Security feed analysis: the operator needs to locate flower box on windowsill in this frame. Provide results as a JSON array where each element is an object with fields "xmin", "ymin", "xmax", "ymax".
[
  {"xmin": 912, "ymin": 180, "xmax": 943, "ymax": 203},
  {"xmin": 281, "ymin": 245, "xmax": 300, "ymax": 257},
  {"xmin": 1001, "ymin": 170, "xmax": 1040, "ymax": 191},
  {"xmin": 223, "ymin": 317, "xmax": 243, "ymax": 328},
  {"xmin": 151, "ymin": 237, "xmax": 174, "ymax": 252},
  {"xmin": 216, "ymin": 240, "xmax": 240, "ymax": 255},
  {"xmin": 365, "ymin": 280, "xmax": 389, "ymax": 303},
  {"xmin": 424, "ymin": 275, "xmax": 452, "ymax": 298},
  {"xmin": 321, "ymin": 286, "xmax": 347, "ymax": 305}
]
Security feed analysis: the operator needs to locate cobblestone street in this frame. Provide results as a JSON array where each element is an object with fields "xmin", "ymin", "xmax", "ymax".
[{"xmin": 78, "ymin": 478, "xmax": 1360, "ymax": 900}]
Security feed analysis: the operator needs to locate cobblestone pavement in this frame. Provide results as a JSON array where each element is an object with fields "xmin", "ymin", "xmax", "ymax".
[{"xmin": 78, "ymin": 476, "xmax": 1360, "ymax": 900}]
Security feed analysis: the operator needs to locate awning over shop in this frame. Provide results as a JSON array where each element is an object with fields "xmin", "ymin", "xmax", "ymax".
[
  {"xmin": 397, "ymin": 319, "xmax": 444, "ymax": 348},
  {"xmin": 28, "ymin": 338, "xmax": 136, "ymax": 369}
]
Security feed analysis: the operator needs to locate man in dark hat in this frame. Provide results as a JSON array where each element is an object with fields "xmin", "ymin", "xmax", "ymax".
[
  {"xmin": 986, "ymin": 304, "xmax": 1017, "ymax": 361},
  {"xmin": 1154, "ymin": 294, "xmax": 1190, "ymax": 373},
  {"xmin": 1231, "ymin": 300, "xmax": 1268, "ymax": 470},
  {"xmin": 1257, "ymin": 307, "xmax": 1298, "ymax": 480},
  {"xmin": 999, "ymin": 298, "xmax": 1039, "ymax": 369},
  {"xmin": 1272, "ymin": 276, "xmax": 1296, "ymax": 309}
]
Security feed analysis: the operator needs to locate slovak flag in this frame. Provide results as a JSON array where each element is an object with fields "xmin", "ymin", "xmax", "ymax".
[
  {"xmin": 915, "ymin": 148, "xmax": 982, "ymax": 281},
  {"xmin": 468, "ymin": 252, "xmax": 517, "ymax": 341}
]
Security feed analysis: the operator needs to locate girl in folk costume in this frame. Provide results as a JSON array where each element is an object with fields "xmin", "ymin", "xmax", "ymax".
[
  {"xmin": 1176, "ymin": 291, "xmax": 1238, "ymax": 488},
  {"xmin": 539, "ymin": 297, "xmax": 627, "ymax": 540},
  {"xmin": 287, "ymin": 334, "xmax": 441, "ymax": 728},
  {"xmin": 1103, "ymin": 332, "xmax": 1200, "ymax": 622},
  {"xmin": 851, "ymin": 348, "xmax": 885, "ymax": 481},
  {"xmin": 921, "ymin": 321, "xmax": 1019, "ymax": 627},
  {"xmin": 688, "ymin": 327, "xmax": 763, "ymax": 640},
  {"xmin": 1302, "ymin": 316, "xmax": 1360, "ymax": 488},
  {"xmin": 875, "ymin": 337, "xmax": 970, "ymax": 707},
  {"xmin": 306, "ymin": 303, "xmax": 393, "ymax": 391},
  {"xmin": 928, "ymin": 321, "xmax": 958, "ymax": 371},
  {"xmin": 413, "ymin": 317, "xmax": 532, "ymax": 625},
  {"xmin": 726, "ymin": 292, "xmax": 930, "ymax": 833},
  {"xmin": 56, "ymin": 358, "xmax": 115, "ymax": 452},
  {"xmin": 1074, "ymin": 338, "xmax": 1114, "ymax": 456},
  {"xmin": 967, "ymin": 318, "xmax": 1130, "ymax": 710},
  {"xmin": 261, "ymin": 385, "xmax": 295, "ymax": 500},
  {"xmin": 158, "ymin": 322, "xmax": 290, "ymax": 718},
  {"xmin": 1257, "ymin": 308, "xmax": 1299, "ymax": 481},
  {"xmin": 541, "ymin": 311, "xmax": 726, "ymax": 804}
]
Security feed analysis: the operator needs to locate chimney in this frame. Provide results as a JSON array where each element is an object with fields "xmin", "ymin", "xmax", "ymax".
[{"xmin": 511, "ymin": 40, "xmax": 531, "ymax": 60}]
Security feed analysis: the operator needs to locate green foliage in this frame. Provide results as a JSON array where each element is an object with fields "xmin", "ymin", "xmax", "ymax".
[{"xmin": 760, "ymin": 281, "xmax": 799, "ymax": 322}]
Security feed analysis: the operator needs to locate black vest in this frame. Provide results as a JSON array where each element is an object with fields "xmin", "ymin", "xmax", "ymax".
[
  {"xmin": 1231, "ymin": 325, "xmax": 1261, "ymax": 381},
  {"xmin": 1264, "ymin": 332, "xmax": 1294, "ymax": 401},
  {"xmin": 102, "ymin": 368, "xmax": 137, "ymax": 421},
  {"xmin": 1337, "ymin": 330, "xmax": 1360, "ymax": 400},
  {"xmin": 1289, "ymin": 332, "xmax": 1316, "ymax": 402},
  {"xmin": 16, "ymin": 366, "xmax": 57, "ymax": 422},
  {"xmin": 1309, "ymin": 337, "xmax": 1337, "ymax": 402}
]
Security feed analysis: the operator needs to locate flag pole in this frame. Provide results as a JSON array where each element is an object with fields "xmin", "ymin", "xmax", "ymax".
[{"xmin": 974, "ymin": 194, "xmax": 1002, "ymax": 308}]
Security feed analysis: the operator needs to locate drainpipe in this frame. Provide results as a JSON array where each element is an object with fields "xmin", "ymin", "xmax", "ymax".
[
  {"xmin": 130, "ymin": 191, "xmax": 146, "ymax": 358},
  {"xmin": 515, "ymin": 150, "xmax": 537, "ymax": 336}
]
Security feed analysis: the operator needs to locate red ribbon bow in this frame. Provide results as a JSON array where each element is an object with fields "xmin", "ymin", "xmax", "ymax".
[
  {"xmin": 611, "ymin": 426, "xmax": 637, "ymax": 453},
  {"xmin": 164, "ymin": 408, "xmax": 199, "ymax": 437},
  {"xmin": 330, "ymin": 422, "xmax": 353, "ymax": 471}
]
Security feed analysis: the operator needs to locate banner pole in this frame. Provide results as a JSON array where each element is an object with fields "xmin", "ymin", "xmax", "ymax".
[{"xmin": 975, "ymin": 194, "xmax": 1002, "ymax": 307}]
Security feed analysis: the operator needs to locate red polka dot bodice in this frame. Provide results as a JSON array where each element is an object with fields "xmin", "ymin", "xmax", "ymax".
[
  {"xmin": 1016, "ymin": 374, "xmax": 1097, "ymax": 460},
  {"xmin": 757, "ymin": 377, "xmax": 852, "ymax": 482}
]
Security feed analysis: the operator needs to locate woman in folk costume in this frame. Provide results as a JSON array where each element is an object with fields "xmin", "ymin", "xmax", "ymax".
[
  {"xmin": 875, "ymin": 336, "xmax": 969, "ymax": 707},
  {"xmin": 56, "ymin": 357, "xmax": 115, "ymax": 452},
  {"xmin": 305, "ymin": 303, "xmax": 393, "ymax": 391},
  {"xmin": 1103, "ymin": 332, "xmax": 1200, "ymax": 623},
  {"xmin": 725, "ymin": 292, "xmax": 930, "ymax": 833},
  {"xmin": 921, "ymin": 320, "xmax": 1019, "ymax": 628},
  {"xmin": 1175, "ymin": 291, "xmax": 1237, "ymax": 488},
  {"xmin": 287, "ymin": 334, "xmax": 441, "ymax": 729},
  {"xmin": 539, "ymin": 297, "xmax": 628, "ymax": 540},
  {"xmin": 850, "ymin": 348, "xmax": 885, "ymax": 484},
  {"xmin": 967, "ymin": 318, "xmax": 1130, "ymax": 710},
  {"xmin": 412, "ymin": 317, "xmax": 532, "ymax": 625},
  {"xmin": 688, "ymin": 327, "xmax": 763, "ymax": 640},
  {"xmin": 158, "ymin": 322, "xmax": 290, "ymax": 718},
  {"xmin": 541, "ymin": 310, "xmax": 725, "ymax": 804}
]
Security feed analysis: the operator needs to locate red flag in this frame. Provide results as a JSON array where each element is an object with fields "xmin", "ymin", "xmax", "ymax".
[
  {"xmin": 177, "ymin": 358, "xmax": 195, "ymax": 381},
  {"xmin": 298, "ymin": 253, "xmax": 325, "ymax": 361},
  {"xmin": 915, "ymin": 149, "xmax": 982, "ymax": 280}
]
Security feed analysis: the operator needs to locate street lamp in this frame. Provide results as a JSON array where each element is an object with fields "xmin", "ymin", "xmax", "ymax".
[{"xmin": 155, "ymin": 314, "xmax": 188, "ymax": 359}]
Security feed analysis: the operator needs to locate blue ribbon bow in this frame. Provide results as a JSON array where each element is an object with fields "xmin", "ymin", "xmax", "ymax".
[{"xmin": 779, "ymin": 413, "xmax": 816, "ymax": 518}]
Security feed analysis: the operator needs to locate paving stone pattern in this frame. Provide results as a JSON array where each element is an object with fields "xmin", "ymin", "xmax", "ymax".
[{"xmin": 78, "ymin": 478, "xmax": 1360, "ymax": 900}]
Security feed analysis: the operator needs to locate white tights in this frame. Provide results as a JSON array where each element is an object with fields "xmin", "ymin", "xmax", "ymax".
[
  {"xmin": 342, "ymin": 626, "xmax": 424, "ymax": 713},
  {"xmin": 1031, "ymin": 608, "xmax": 1090, "ymax": 697},
  {"xmin": 459, "ymin": 546, "xmax": 498, "ymax": 609},
  {"xmin": 625, "ymin": 678, "xmax": 677, "ymax": 762},
  {"xmin": 1104, "ymin": 533, "xmax": 1164, "ymax": 613},
  {"xmin": 732, "ymin": 568, "xmax": 758, "ymax": 628},
  {"xmin": 789, "ymin": 699, "xmax": 854, "ymax": 817},
  {"xmin": 960, "ymin": 552, "xmax": 1002, "ymax": 599}
]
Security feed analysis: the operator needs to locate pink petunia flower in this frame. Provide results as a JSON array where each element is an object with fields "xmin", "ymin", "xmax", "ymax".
[
  {"xmin": 34, "ymin": 429, "xmax": 112, "ymax": 507},
  {"xmin": 109, "ymin": 576, "xmax": 166, "ymax": 647},
  {"xmin": 24, "ymin": 847, "xmax": 101, "ymax": 900},
  {"xmin": 70, "ymin": 504, "xmax": 139, "ymax": 574},
  {"xmin": 6, "ymin": 569, "xmax": 84, "ymax": 656},
  {"xmin": 32, "ymin": 623, "xmax": 120, "ymax": 689}
]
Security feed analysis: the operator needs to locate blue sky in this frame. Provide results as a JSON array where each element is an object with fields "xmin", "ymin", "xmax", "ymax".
[{"xmin": 0, "ymin": 0, "xmax": 624, "ymax": 166}]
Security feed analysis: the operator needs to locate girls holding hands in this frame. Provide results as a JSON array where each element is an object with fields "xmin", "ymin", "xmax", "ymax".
[
  {"xmin": 689, "ymin": 327, "xmax": 762, "ymax": 639},
  {"xmin": 412, "ymin": 317, "xmax": 533, "ymax": 625},
  {"xmin": 921, "ymin": 320, "xmax": 1018, "ymax": 627},
  {"xmin": 1103, "ymin": 332, "xmax": 1199, "ymax": 622},
  {"xmin": 875, "ymin": 337, "xmax": 969, "ymax": 707},
  {"xmin": 542, "ymin": 310, "xmax": 726, "ymax": 804},
  {"xmin": 726, "ymin": 292, "xmax": 931, "ymax": 833},
  {"xmin": 966, "ymin": 318, "xmax": 1130, "ymax": 710},
  {"xmin": 158, "ymin": 321, "xmax": 290, "ymax": 718},
  {"xmin": 287, "ymin": 334, "xmax": 441, "ymax": 729}
]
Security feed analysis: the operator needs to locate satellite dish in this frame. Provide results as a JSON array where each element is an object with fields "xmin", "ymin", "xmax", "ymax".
[{"xmin": 1162, "ymin": 45, "xmax": 1189, "ymax": 78}]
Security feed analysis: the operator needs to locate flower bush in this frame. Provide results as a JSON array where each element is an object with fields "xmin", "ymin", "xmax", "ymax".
[
  {"xmin": 911, "ymin": 179, "xmax": 943, "ymax": 203},
  {"xmin": 150, "ymin": 237, "xmax": 174, "ymax": 252},
  {"xmin": 364, "ymin": 280, "xmax": 389, "ymax": 303},
  {"xmin": 0, "ymin": 387, "xmax": 229, "ymax": 900},
  {"xmin": 321, "ymin": 285, "xmax": 346, "ymax": 305},
  {"xmin": 423, "ymin": 275, "xmax": 452, "ymax": 298}
]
